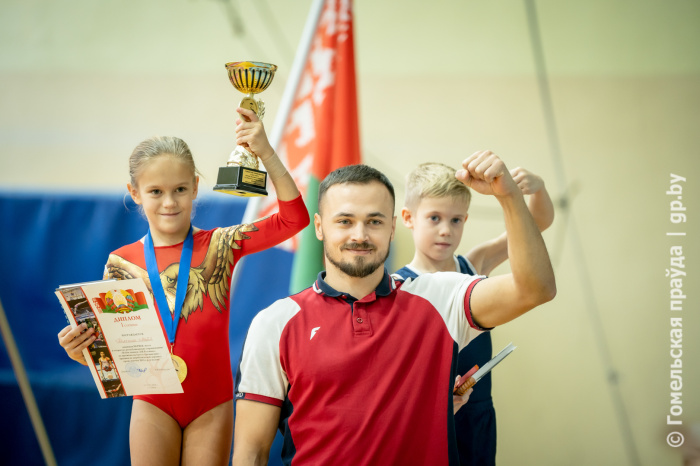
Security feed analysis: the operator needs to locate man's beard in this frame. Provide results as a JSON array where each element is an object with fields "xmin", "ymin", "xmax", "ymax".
[{"xmin": 324, "ymin": 241, "xmax": 390, "ymax": 278}]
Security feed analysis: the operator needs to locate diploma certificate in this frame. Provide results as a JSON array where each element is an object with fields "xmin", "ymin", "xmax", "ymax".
[{"xmin": 56, "ymin": 278, "xmax": 183, "ymax": 398}]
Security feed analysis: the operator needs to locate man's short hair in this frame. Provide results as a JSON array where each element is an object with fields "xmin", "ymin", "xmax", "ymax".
[
  {"xmin": 318, "ymin": 164, "xmax": 395, "ymax": 213},
  {"xmin": 404, "ymin": 162, "xmax": 471, "ymax": 209}
]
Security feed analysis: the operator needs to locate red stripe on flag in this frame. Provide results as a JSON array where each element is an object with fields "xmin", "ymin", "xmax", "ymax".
[{"xmin": 259, "ymin": 0, "xmax": 361, "ymax": 252}]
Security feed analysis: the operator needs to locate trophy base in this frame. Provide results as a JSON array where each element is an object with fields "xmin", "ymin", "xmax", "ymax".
[{"xmin": 213, "ymin": 166, "xmax": 268, "ymax": 197}]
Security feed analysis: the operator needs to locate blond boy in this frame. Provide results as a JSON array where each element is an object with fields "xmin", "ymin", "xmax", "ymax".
[{"xmin": 394, "ymin": 161, "xmax": 554, "ymax": 466}]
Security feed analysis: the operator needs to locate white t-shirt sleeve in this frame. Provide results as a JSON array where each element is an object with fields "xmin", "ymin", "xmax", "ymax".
[
  {"xmin": 401, "ymin": 272, "xmax": 486, "ymax": 351},
  {"xmin": 236, "ymin": 298, "xmax": 300, "ymax": 405}
]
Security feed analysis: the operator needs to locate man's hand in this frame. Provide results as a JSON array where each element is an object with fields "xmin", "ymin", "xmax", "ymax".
[{"xmin": 456, "ymin": 151, "xmax": 520, "ymax": 198}]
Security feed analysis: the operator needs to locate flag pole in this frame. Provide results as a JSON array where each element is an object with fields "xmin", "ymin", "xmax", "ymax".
[{"xmin": 230, "ymin": 0, "xmax": 326, "ymax": 291}]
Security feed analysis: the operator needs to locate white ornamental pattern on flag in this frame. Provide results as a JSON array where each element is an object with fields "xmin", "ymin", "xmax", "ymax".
[{"xmin": 257, "ymin": 0, "xmax": 354, "ymax": 252}]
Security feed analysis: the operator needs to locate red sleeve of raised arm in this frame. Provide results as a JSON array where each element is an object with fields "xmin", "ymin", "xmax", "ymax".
[{"xmin": 237, "ymin": 194, "xmax": 310, "ymax": 256}]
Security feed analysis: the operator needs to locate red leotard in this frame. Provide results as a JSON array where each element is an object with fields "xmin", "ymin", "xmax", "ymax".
[{"xmin": 103, "ymin": 195, "xmax": 308, "ymax": 428}]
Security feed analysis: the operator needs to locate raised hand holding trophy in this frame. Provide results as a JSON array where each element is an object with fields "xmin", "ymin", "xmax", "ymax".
[{"xmin": 214, "ymin": 61, "xmax": 278, "ymax": 196}]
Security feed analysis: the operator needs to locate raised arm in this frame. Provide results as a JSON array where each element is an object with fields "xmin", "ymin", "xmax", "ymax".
[
  {"xmin": 458, "ymin": 151, "xmax": 556, "ymax": 328},
  {"xmin": 467, "ymin": 167, "xmax": 554, "ymax": 276},
  {"xmin": 232, "ymin": 400, "xmax": 281, "ymax": 466},
  {"xmin": 513, "ymin": 167, "xmax": 554, "ymax": 231},
  {"xmin": 235, "ymin": 107, "xmax": 300, "ymax": 201}
]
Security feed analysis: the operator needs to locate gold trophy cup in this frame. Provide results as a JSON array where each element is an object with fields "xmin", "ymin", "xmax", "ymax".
[{"xmin": 213, "ymin": 61, "xmax": 278, "ymax": 196}]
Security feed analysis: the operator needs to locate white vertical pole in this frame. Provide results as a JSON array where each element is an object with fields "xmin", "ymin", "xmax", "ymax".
[
  {"xmin": 230, "ymin": 0, "xmax": 327, "ymax": 290},
  {"xmin": 267, "ymin": 0, "xmax": 327, "ymax": 151}
]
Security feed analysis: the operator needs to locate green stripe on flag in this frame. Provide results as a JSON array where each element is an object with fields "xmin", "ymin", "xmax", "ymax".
[{"xmin": 290, "ymin": 176, "xmax": 323, "ymax": 294}]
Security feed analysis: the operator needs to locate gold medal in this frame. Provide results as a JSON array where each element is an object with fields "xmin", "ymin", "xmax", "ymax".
[{"xmin": 171, "ymin": 354, "xmax": 187, "ymax": 383}]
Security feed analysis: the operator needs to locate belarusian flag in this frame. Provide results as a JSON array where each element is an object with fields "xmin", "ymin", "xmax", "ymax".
[{"xmin": 258, "ymin": 0, "xmax": 361, "ymax": 293}]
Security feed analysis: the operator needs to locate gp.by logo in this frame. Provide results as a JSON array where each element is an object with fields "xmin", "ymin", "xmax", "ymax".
[{"xmin": 667, "ymin": 431, "xmax": 684, "ymax": 447}]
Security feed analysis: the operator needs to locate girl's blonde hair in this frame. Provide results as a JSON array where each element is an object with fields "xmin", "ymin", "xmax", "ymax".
[
  {"xmin": 404, "ymin": 162, "xmax": 471, "ymax": 209},
  {"xmin": 129, "ymin": 136, "xmax": 201, "ymax": 186}
]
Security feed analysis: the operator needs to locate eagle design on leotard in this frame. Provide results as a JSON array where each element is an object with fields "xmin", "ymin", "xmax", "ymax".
[{"xmin": 104, "ymin": 223, "xmax": 259, "ymax": 321}]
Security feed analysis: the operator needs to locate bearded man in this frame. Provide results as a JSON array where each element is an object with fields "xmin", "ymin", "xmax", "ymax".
[{"xmin": 232, "ymin": 152, "xmax": 556, "ymax": 466}]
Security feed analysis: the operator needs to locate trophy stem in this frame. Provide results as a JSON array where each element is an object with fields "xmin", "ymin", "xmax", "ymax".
[{"xmin": 239, "ymin": 93, "xmax": 259, "ymax": 122}]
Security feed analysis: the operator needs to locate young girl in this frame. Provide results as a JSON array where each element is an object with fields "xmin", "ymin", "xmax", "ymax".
[{"xmin": 57, "ymin": 107, "xmax": 309, "ymax": 465}]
